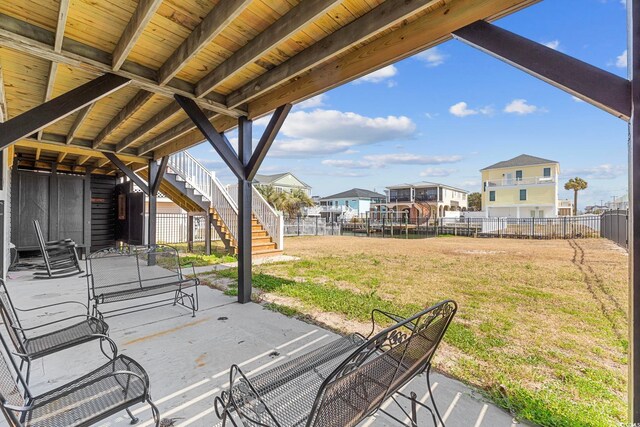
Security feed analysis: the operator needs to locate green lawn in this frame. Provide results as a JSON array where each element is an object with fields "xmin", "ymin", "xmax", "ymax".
[{"xmin": 206, "ymin": 236, "xmax": 628, "ymax": 427}]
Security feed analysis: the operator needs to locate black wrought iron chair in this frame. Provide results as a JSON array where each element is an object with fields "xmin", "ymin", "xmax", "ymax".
[
  {"xmin": 0, "ymin": 331, "xmax": 160, "ymax": 427},
  {"xmin": 0, "ymin": 279, "xmax": 116, "ymax": 383},
  {"xmin": 87, "ymin": 245, "xmax": 199, "ymax": 318},
  {"xmin": 214, "ymin": 300, "xmax": 457, "ymax": 427},
  {"xmin": 32, "ymin": 220, "xmax": 83, "ymax": 279}
]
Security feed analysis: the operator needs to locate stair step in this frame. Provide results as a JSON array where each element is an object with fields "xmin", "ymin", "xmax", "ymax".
[
  {"xmin": 252, "ymin": 230, "xmax": 268, "ymax": 237},
  {"xmin": 251, "ymin": 225, "xmax": 264, "ymax": 232},
  {"xmin": 251, "ymin": 236, "xmax": 273, "ymax": 244},
  {"xmin": 252, "ymin": 249, "xmax": 284, "ymax": 258},
  {"xmin": 252, "ymin": 241, "xmax": 277, "ymax": 250}
]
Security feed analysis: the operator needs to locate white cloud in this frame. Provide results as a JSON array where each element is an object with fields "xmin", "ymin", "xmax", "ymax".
[
  {"xmin": 449, "ymin": 102, "xmax": 493, "ymax": 118},
  {"xmin": 269, "ymin": 109, "xmax": 416, "ymax": 157},
  {"xmin": 616, "ymin": 50, "xmax": 628, "ymax": 68},
  {"xmin": 543, "ymin": 40, "xmax": 560, "ymax": 50},
  {"xmin": 296, "ymin": 94, "xmax": 327, "ymax": 109},
  {"xmin": 571, "ymin": 95, "xmax": 585, "ymax": 103},
  {"xmin": 355, "ymin": 65, "xmax": 398, "ymax": 84},
  {"xmin": 504, "ymin": 99, "xmax": 541, "ymax": 115},
  {"xmin": 415, "ymin": 47, "xmax": 447, "ymax": 67},
  {"xmin": 419, "ymin": 168, "xmax": 457, "ymax": 177},
  {"xmin": 321, "ymin": 153, "xmax": 462, "ymax": 170},
  {"xmin": 362, "ymin": 153, "xmax": 462, "ymax": 166},
  {"xmin": 563, "ymin": 164, "xmax": 626, "ymax": 180},
  {"xmin": 321, "ymin": 159, "xmax": 379, "ymax": 169}
]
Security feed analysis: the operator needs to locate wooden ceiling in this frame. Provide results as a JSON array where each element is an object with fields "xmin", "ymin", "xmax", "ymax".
[{"xmin": 0, "ymin": 0, "xmax": 536, "ymax": 170}]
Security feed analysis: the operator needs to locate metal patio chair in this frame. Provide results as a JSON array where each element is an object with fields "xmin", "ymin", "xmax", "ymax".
[
  {"xmin": 214, "ymin": 300, "xmax": 457, "ymax": 427},
  {"xmin": 0, "ymin": 279, "xmax": 117, "ymax": 384},
  {"xmin": 0, "ymin": 331, "xmax": 160, "ymax": 427},
  {"xmin": 32, "ymin": 220, "xmax": 83, "ymax": 279}
]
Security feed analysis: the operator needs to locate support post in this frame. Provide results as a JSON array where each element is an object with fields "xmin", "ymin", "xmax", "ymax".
[
  {"xmin": 630, "ymin": 0, "xmax": 640, "ymax": 421},
  {"xmin": 148, "ymin": 159, "xmax": 158, "ymax": 249},
  {"xmin": 237, "ymin": 116, "xmax": 252, "ymax": 304},
  {"xmin": 205, "ymin": 212, "xmax": 211, "ymax": 256},
  {"xmin": 187, "ymin": 213, "xmax": 194, "ymax": 253}
]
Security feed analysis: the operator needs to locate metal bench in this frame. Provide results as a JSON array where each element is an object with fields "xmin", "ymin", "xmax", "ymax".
[
  {"xmin": 32, "ymin": 220, "xmax": 83, "ymax": 279},
  {"xmin": 0, "ymin": 331, "xmax": 160, "ymax": 427},
  {"xmin": 87, "ymin": 245, "xmax": 199, "ymax": 318},
  {"xmin": 214, "ymin": 300, "xmax": 457, "ymax": 427},
  {"xmin": 0, "ymin": 279, "xmax": 117, "ymax": 384}
]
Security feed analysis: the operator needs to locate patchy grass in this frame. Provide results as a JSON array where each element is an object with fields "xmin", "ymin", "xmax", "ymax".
[
  {"xmin": 163, "ymin": 241, "xmax": 236, "ymax": 266},
  {"xmin": 211, "ymin": 236, "xmax": 628, "ymax": 427}
]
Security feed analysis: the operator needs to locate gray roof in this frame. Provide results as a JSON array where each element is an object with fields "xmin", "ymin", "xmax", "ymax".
[
  {"xmin": 481, "ymin": 154, "xmax": 558, "ymax": 171},
  {"xmin": 321, "ymin": 188, "xmax": 386, "ymax": 200}
]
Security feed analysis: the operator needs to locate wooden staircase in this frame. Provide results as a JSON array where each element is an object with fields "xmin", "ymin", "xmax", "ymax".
[{"xmin": 140, "ymin": 155, "xmax": 282, "ymax": 256}]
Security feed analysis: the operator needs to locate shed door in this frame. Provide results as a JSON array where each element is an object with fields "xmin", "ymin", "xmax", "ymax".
[{"xmin": 115, "ymin": 183, "xmax": 145, "ymax": 245}]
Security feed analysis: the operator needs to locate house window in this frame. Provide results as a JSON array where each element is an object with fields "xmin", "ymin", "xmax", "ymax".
[
  {"xmin": 543, "ymin": 167, "xmax": 551, "ymax": 177},
  {"xmin": 516, "ymin": 170, "xmax": 523, "ymax": 181},
  {"xmin": 520, "ymin": 189, "xmax": 527, "ymax": 200},
  {"xmin": 345, "ymin": 200, "xmax": 349, "ymax": 207},
  {"xmin": 489, "ymin": 191, "xmax": 495, "ymax": 202}
]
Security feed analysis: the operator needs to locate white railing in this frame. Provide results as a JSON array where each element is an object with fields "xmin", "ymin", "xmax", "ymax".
[
  {"xmin": 227, "ymin": 184, "xmax": 283, "ymax": 249},
  {"xmin": 167, "ymin": 151, "xmax": 239, "ymax": 243},
  {"xmin": 167, "ymin": 151, "xmax": 212, "ymax": 201},
  {"xmin": 485, "ymin": 176, "xmax": 556, "ymax": 187}
]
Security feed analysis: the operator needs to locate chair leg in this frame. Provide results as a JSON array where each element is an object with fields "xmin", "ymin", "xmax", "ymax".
[
  {"xmin": 148, "ymin": 398, "xmax": 161, "ymax": 427},
  {"xmin": 410, "ymin": 391, "xmax": 418, "ymax": 427},
  {"xmin": 426, "ymin": 366, "xmax": 445, "ymax": 426},
  {"xmin": 126, "ymin": 408, "xmax": 139, "ymax": 425}
]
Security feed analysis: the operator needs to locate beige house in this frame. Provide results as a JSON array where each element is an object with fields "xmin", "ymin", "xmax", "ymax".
[{"xmin": 253, "ymin": 172, "xmax": 312, "ymax": 196}]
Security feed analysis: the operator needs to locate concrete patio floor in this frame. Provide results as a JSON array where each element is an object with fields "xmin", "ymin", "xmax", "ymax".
[{"xmin": 1, "ymin": 267, "xmax": 531, "ymax": 427}]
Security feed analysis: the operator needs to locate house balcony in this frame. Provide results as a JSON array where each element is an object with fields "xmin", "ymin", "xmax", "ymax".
[{"xmin": 485, "ymin": 176, "xmax": 556, "ymax": 187}]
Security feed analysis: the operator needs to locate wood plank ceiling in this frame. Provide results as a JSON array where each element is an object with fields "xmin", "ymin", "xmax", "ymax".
[{"xmin": 0, "ymin": 0, "xmax": 537, "ymax": 174}]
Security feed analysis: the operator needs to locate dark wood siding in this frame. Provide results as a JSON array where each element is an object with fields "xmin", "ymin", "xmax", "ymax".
[{"xmin": 91, "ymin": 175, "xmax": 116, "ymax": 251}]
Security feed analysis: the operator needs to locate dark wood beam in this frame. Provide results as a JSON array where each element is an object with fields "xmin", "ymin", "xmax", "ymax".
[
  {"xmin": 237, "ymin": 116, "xmax": 252, "ymax": 304},
  {"xmin": 157, "ymin": 0, "xmax": 252, "ymax": 85},
  {"xmin": 0, "ymin": 73, "xmax": 131, "ymax": 150},
  {"xmin": 226, "ymin": 0, "xmax": 441, "ymax": 108},
  {"xmin": 66, "ymin": 103, "xmax": 95, "ymax": 144},
  {"xmin": 93, "ymin": 89, "xmax": 153, "ymax": 148},
  {"xmin": 115, "ymin": 102, "xmax": 182, "ymax": 153},
  {"xmin": 104, "ymin": 152, "xmax": 149, "ymax": 194},
  {"xmin": 0, "ymin": 65, "xmax": 7, "ymax": 122},
  {"xmin": 453, "ymin": 20, "xmax": 631, "ymax": 120},
  {"xmin": 246, "ymin": 103, "xmax": 291, "ymax": 181},
  {"xmin": 174, "ymin": 95, "xmax": 244, "ymax": 179},
  {"xmin": 196, "ymin": 0, "xmax": 340, "ymax": 97},
  {"xmin": 112, "ymin": 0, "xmax": 164, "ymax": 71},
  {"xmin": 137, "ymin": 110, "xmax": 217, "ymax": 156},
  {"xmin": 150, "ymin": 156, "xmax": 169, "ymax": 196},
  {"xmin": 0, "ymin": 13, "xmax": 243, "ymax": 117},
  {"xmin": 630, "ymin": 2, "xmax": 639, "ymax": 422}
]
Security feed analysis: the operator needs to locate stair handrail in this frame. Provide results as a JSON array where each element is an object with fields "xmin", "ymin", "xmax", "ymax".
[
  {"xmin": 227, "ymin": 183, "xmax": 283, "ymax": 250},
  {"xmin": 166, "ymin": 151, "xmax": 213, "ymax": 203},
  {"xmin": 168, "ymin": 151, "xmax": 238, "ymax": 242}
]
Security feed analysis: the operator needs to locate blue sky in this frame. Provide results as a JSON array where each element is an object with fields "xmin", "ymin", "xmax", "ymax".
[{"xmin": 188, "ymin": 0, "xmax": 629, "ymax": 209}]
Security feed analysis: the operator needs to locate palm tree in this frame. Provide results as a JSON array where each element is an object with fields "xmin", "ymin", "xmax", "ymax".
[
  {"xmin": 281, "ymin": 189, "xmax": 315, "ymax": 218},
  {"xmin": 564, "ymin": 177, "xmax": 588, "ymax": 215}
]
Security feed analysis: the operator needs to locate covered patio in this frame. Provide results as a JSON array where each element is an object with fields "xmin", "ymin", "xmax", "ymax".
[
  {"xmin": 1, "ymin": 270, "xmax": 524, "ymax": 427},
  {"xmin": 0, "ymin": 0, "xmax": 637, "ymax": 425}
]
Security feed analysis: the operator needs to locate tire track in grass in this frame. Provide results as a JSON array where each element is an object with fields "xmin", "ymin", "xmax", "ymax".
[{"xmin": 567, "ymin": 239, "xmax": 625, "ymax": 342}]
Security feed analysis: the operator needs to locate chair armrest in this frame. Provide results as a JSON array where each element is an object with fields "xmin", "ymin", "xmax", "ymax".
[
  {"xmin": 369, "ymin": 309, "xmax": 416, "ymax": 337},
  {"xmin": 215, "ymin": 365, "xmax": 280, "ymax": 427},
  {"xmin": 12, "ymin": 314, "xmax": 92, "ymax": 332},
  {"xmin": 180, "ymin": 262, "xmax": 198, "ymax": 278},
  {"xmin": 15, "ymin": 300, "xmax": 89, "ymax": 313}
]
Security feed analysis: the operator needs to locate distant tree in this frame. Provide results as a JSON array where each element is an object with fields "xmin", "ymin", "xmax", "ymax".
[
  {"xmin": 564, "ymin": 177, "xmax": 588, "ymax": 216},
  {"xmin": 281, "ymin": 189, "xmax": 315, "ymax": 218},
  {"xmin": 468, "ymin": 192, "xmax": 482, "ymax": 211}
]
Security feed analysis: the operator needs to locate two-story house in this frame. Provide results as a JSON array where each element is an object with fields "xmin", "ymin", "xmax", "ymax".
[
  {"xmin": 374, "ymin": 182, "xmax": 468, "ymax": 219},
  {"xmin": 481, "ymin": 154, "xmax": 560, "ymax": 218},
  {"xmin": 319, "ymin": 188, "xmax": 386, "ymax": 217},
  {"xmin": 253, "ymin": 172, "xmax": 312, "ymax": 196}
]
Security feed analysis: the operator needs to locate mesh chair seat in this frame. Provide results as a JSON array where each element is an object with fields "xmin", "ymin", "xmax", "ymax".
[
  {"xmin": 229, "ymin": 335, "xmax": 365, "ymax": 426},
  {"xmin": 23, "ymin": 317, "xmax": 109, "ymax": 357},
  {"xmin": 25, "ymin": 355, "xmax": 148, "ymax": 427},
  {"xmin": 96, "ymin": 278, "xmax": 197, "ymax": 304}
]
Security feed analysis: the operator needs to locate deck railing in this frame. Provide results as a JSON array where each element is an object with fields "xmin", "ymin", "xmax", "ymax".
[
  {"xmin": 227, "ymin": 184, "xmax": 283, "ymax": 249},
  {"xmin": 168, "ymin": 151, "xmax": 239, "ymax": 243},
  {"xmin": 485, "ymin": 176, "xmax": 556, "ymax": 187}
]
